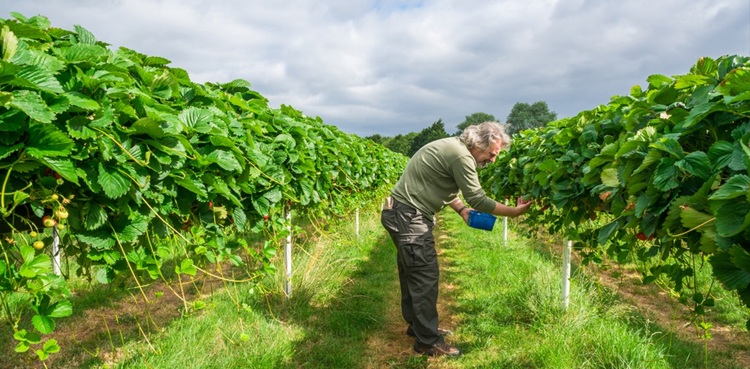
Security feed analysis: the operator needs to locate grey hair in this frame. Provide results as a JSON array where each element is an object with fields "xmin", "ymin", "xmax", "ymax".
[{"xmin": 459, "ymin": 121, "xmax": 511, "ymax": 151}]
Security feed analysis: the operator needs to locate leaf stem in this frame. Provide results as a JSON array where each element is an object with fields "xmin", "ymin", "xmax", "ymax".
[
  {"xmin": 192, "ymin": 265, "xmax": 257, "ymax": 283},
  {"xmin": 109, "ymin": 224, "xmax": 150, "ymax": 304},
  {"xmin": 1, "ymin": 162, "xmax": 14, "ymax": 213},
  {"xmin": 245, "ymin": 159, "xmax": 283, "ymax": 186},
  {"xmin": 93, "ymin": 128, "xmax": 148, "ymax": 166},
  {"xmin": 144, "ymin": 231, "xmax": 185, "ymax": 303},
  {"xmin": 667, "ymin": 217, "xmax": 716, "ymax": 238}
]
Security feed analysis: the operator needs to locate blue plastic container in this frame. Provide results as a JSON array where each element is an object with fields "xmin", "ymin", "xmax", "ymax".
[{"xmin": 467, "ymin": 210, "xmax": 497, "ymax": 231}]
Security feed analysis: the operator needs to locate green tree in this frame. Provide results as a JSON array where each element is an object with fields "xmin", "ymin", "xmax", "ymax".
[
  {"xmin": 505, "ymin": 101, "xmax": 557, "ymax": 135},
  {"xmin": 365, "ymin": 134, "xmax": 385, "ymax": 144},
  {"xmin": 455, "ymin": 112, "xmax": 496, "ymax": 136},
  {"xmin": 408, "ymin": 119, "xmax": 450, "ymax": 156},
  {"xmin": 383, "ymin": 132, "xmax": 418, "ymax": 156}
]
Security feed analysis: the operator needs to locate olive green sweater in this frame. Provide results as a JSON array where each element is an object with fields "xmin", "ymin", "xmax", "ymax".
[{"xmin": 391, "ymin": 137, "xmax": 496, "ymax": 217}]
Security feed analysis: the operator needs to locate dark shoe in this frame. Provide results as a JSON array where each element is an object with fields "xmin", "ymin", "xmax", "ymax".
[
  {"xmin": 413, "ymin": 341, "xmax": 461, "ymax": 357},
  {"xmin": 405, "ymin": 325, "xmax": 452, "ymax": 337}
]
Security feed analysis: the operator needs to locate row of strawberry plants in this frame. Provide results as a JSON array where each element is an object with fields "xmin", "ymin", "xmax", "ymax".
[
  {"xmin": 0, "ymin": 12, "xmax": 406, "ymax": 362},
  {"xmin": 482, "ymin": 55, "xmax": 750, "ymax": 327}
]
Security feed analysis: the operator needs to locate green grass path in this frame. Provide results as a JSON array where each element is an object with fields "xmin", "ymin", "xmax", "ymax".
[{"xmin": 42, "ymin": 206, "xmax": 744, "ymax": 369}]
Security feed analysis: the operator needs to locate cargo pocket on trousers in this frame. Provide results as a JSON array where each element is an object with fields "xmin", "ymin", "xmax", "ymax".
[{"xmin": 400, "ymin": 233, "xmax": 437, "ymax": 267}]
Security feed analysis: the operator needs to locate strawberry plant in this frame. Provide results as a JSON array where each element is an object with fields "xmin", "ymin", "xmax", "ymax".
[
  {"xmin": 483, "ymin": 54, "xmax": 750, "ymax": 328},
  {"xmin": 0, "ymin": 12, "xmax": 406, "ymax": 363}
]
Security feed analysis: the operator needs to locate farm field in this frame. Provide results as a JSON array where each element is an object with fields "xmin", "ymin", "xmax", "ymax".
[
  {"xmin": 2, "ymin": 13, "xmax": 750, "ymax": 369},
  {"xmin": 3, "ymin": 204, "xmax": 747, "ymax": 368}
]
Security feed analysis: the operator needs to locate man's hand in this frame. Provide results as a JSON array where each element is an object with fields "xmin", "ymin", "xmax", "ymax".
[
  {"xmin": 492, "ymin": 197, "xmax": 534, "ymax": 217},
  {"xmin": 516, "ymin": 196, "xmax": 532, "ymax": 215}
]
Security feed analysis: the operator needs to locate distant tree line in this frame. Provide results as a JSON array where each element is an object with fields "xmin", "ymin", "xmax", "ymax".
[{"xmin": 367, "ymin": 101, "xmax": 557, "ymax": 156}]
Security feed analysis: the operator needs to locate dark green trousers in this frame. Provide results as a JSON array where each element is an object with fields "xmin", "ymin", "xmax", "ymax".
[{"xmin": 381, "ymin": 198, "xmax": 443, "ymax": 346}]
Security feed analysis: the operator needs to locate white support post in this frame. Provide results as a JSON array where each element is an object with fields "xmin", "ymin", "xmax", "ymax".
[
  {"xmin": 355, "ymin": 208, "xmax": 360, "ymax": 238},
  {"xmin": 52, "ymin": 226, "xmax": 61, "ymax": 276},
  {"xmin": 284, "ymin": 207, "xmax": 293, "ymax": 298},
  {"xmin": 503, "ymin": 199, "xmax": 509, "ymax": 246},
  {"xmin": 503, "ymin": 215, "xmax": 508, "ymax": 246},
  {"xmin": 562, "ymin": 240, "xmax": 572, "ymax": 310}
]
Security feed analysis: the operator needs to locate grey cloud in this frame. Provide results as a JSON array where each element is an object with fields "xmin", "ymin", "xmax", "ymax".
[{"xmin": 1, "ymin": 0, "xmax": 748, "ymax": 137}]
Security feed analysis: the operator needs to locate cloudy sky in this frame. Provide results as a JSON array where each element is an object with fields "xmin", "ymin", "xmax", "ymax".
[{"xmin": 1, "ymin": 1, "xmax": 748, "ymax": 137}]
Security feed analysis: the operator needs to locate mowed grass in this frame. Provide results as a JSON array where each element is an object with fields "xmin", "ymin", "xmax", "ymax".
[
  {"xmin": 432, "ymin": 215, "xmax": 747, "ymax": 369},
  {"xmin": 108, "ymin": 204, "xmax": 402, "ymax": 369},
  {"xmin": 15, "ymin": 203, "xmax": 745, "ymax": 368}
]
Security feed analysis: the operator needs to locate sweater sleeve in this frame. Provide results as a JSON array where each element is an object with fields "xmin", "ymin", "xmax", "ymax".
[{"xmin": 450, "ymin": 155, "xmax": 497, "ymax": 213}]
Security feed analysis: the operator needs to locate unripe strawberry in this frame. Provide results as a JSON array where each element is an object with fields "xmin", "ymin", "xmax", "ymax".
[
  {"xmin": 42, "ymin": 216, "xmax": 57, "ymax": 228},
  {"xmin": 55, "ymin": 208, "xmax": 69, "ymax": 219}
]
